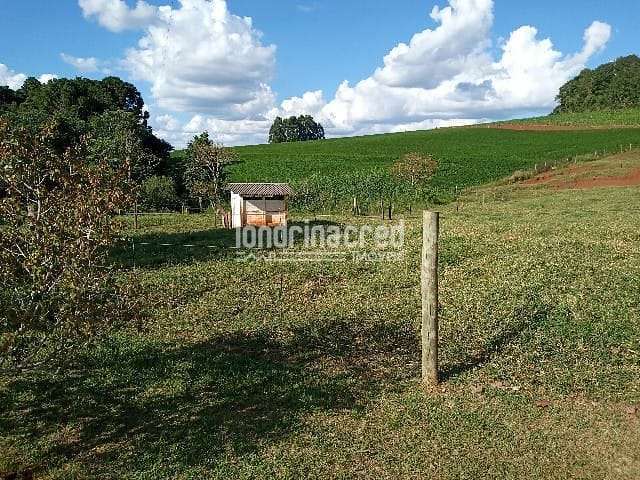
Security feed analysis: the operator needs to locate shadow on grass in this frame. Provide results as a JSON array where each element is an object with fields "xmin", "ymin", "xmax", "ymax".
[
  {"xmin": 0, "ymin": 318, "xmax": 412, "ymax": 477},
  {"xmin": 440, "ymin": 294, "xmax": 554, "ymax": 381},
  {"xmin": 110, "ymin": 220, "xmax": 342, "ymax": 269},
  {"xmin": 111, "ymin": 227, "xmax": 239, "ymax": 268}
]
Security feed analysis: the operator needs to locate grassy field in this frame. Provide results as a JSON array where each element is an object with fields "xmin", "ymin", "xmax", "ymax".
[
  {"xmin": 2, "ymin": 152, "xmax": 639, "ymax": 479},
  {"xmin": 194, "ymin": 122, "xmax": 640, "ymax": 212},
  {"xmin": 496, "ymin": 108, "xmax": 640, "ymax": 128},
  {"xmin": 170, "ymin": 110, "xmax": 640, "ymax": 212}
]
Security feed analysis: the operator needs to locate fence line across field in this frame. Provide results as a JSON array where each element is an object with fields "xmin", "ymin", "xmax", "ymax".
[{"xmin": 117, "ymin": 238, "xmax": 236, "ymax": 249}]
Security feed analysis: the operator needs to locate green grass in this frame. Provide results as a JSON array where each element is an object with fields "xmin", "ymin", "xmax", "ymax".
[
  {"xmin": 497, "ymin": 108, "xmax": 640, "ymax": 127},
  {"xmin": 179, "ymin": 125, "xmax": 640, "ymax": 212},
  {"xmin": 2, "ymin": 154, "xmax": 640, "ymax": 478},
  {"xmin": 171, "ymin": 110, "xmax": 640, "ymax": 212}
]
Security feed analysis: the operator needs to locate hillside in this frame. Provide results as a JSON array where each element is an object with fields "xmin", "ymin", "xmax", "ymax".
[
  {"xmin": 495, "ymin": 108, "xmax": 640, "ymax": 129},
  {"xmin": 225, "ymin": 124, "xmax": 640, "ymax": 211},
  {"xmin": 169, "ymin": 109, "xmax": 640, "ymax": 212},
  {"xmin": 4, "ymin": 151, "xmax": 640, "ymax": 478}
]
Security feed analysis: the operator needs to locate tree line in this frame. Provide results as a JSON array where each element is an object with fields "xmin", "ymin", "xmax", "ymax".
[{"xmin": 555, "ymin": 55, "xmax": 640, "ymax": 113}]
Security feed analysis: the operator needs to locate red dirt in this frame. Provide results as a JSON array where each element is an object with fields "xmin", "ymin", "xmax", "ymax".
[
  {"xmin": 522, "ymin": 164, "xmax": 601, "ymax": 186},
  {"xmin": 556, "ymin": 168, "xmax": 640, "ymax": 189},
  {"xmin": 522, "ymin": 166, "xmax": 640, "ymax": 190}
]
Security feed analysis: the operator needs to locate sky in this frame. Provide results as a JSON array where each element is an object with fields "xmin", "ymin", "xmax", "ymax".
[{"xmin": 1, "ymin": 0, "xmax": 638, "ymax": 147}]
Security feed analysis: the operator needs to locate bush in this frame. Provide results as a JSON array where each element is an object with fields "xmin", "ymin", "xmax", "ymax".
[
  {"xmin": 391, "ymin": 152, "xmax": 438, "ymax": 187},
  {"xmin": 0, "ymin": 119, "xmax": 143, "ymax": 367},
  {"xmin": 141, "ymin": 175, "xmax": 179, "ymax": 211}
]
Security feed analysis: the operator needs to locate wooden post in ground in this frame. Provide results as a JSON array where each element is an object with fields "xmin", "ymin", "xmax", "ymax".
[
  {"xmin": 421, "ymin": 211, "xmax": 439, "ymax": 385},
  {"xmin": 134, "ymin": 202, "xmax": 139, "ymax": 230},
  {"xmin": 381, "ymin": 199, "xmax": 385, "ymax": 220},
  {"xmin": 388, "ymin": 204, "xmax": 392, "ymax": 221}
]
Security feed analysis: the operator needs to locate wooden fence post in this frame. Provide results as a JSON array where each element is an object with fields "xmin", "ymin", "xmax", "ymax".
[{"xmin": 421, "ymin": 211, "xmax": 439, "ymax": 385}]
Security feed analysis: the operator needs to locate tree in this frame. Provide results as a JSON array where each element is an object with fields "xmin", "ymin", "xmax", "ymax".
[
  {"xmin": 184, "ymin": 132, "xmax": 236, "ymax": 210},
  {"xmin": 0, "ymin": 76, "xmax": 171, "ymax": 174},
  {"xmin": 0, "ymin": 118, "xmax": 141, "ymax": 366},
  {"xmin": 269, "ymin": 117, "xmax": 286, "ymax": 143},
  {"xmin": 87, "ymin": 110, "xmax": 161, "ymax": 182},
  {"xmin": 555, "ymin": 55, "xmax": 640, "ymax": 113},
  {"xmin": 141, "ymin": 176, "xmax": 179, "ymax": 211},
  {"xmin": 0, "ymin": 86, "xmax": 21, "ymax": 111},
  {"xmin": 269, "ymin": 115, "xmax": 325, "ymax": 143},
  {"xmin": 391, "ymin": 153, "xmax": 438, "ymax": 187}
]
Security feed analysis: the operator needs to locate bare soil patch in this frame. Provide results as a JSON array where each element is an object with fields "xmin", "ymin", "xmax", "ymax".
[
  {"xmin": 522, "ymin": 163, "xmax": 640, "ymax": 190},
  {"xmin": 557, "ymin": 168, "xmax": 640, "ymax": 189}
]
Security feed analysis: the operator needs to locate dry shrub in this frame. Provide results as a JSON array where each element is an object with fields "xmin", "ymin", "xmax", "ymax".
[
  {"xmin": 0, "ymin": 119, "xmax": 143, "ymax": 367},
  {"xmin": 391, "ymin": 152, "xmax": 438, "ymax": 187}
]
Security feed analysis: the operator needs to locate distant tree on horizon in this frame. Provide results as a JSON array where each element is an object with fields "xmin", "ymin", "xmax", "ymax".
[
  {"xmin": 555, "ymin": 55, "xmax": 640, "ymax": 113},
  {"xmin": 269, "ymin": 115, "xmax": 325, "ymax": 143}
]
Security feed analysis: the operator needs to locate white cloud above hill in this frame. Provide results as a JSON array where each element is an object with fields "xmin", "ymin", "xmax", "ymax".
[
  {"xmin": 121, "ymin": 0, "xmax": 277, "ymax": 119},
  {"xmin": 0, "ymin": 63, "xmax": 57, "ymax": 89},
  {"xmin": 72, "ymin": 0, "xmax": 612, "ymax": 146},
  {"xmin": 277, "ymin": 1, "xmax": 611, "ymax": 137},
  {"xmin": 0, "ymin": 63, "xmax": 27, "ymax": 89}
]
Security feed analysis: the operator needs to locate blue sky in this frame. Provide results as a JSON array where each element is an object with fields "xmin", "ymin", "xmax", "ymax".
[{"xmin": 1, "ymin": 0, "xmax": 638, "ymax": 146}]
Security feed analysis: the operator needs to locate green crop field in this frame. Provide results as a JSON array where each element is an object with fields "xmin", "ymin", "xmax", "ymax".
[
  {"xmin": 2, "ymin": 151, "xmax": 639, "ymax": 478},
  {"xmin": 496, "ymin": 108, "xmax": 640, "ymax": 128},
  {"xmin": 173, "ymin": 121, "xmax": 640, "ymax": 212}
]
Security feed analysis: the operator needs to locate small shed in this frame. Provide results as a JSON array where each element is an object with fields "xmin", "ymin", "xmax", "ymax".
[{"xmin": 227, "ymin": 183, "xmax": 293, "ymax": 228}]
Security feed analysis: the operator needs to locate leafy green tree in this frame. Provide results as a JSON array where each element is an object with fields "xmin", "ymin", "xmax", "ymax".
[
  {"xmin": 184, "ymin": 132, "xmax": 236, "ymax": 210},
  {"xmin": 269, "ymin": 115, "xmax": 325, "ymax": 143},
  {"xmin": 141, "ymin": 176, "xmax": 179, "ymax": 211},
  {"xmin": 269, "ymin": 117, "xmax": 286, "ymax": 143},
  {"xmin": 87, "ymin": 110, "xmax": 160, "ymax": 182},
  {"xmin": 555, "ymin": 55, "xmax": 640, "ymax": 113},
  {"xmin": 0, "ymin": 76, "xmax": 171, "ymax": 174},
  {"xmin": 0, "ymin": 86, "xmax": 21, "ymax": 111}
]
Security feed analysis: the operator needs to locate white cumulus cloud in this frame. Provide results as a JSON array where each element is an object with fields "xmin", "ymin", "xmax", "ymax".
[
  {"xmin": 79, "ymin": 0, "xmax": 158, "ymax": 32},
  {"xmin": 0, "ymin": 63, "xmax": 26, "ymax": 89},
  {"xmin": 78, "ymin": 0, "xmax": 612, "ymax": 146},
  {"xmin": 61, "ymin": 53, "xmax": 101, "ymax": 72},
  {"xmin": 122, "ymin": 0, "xmax": 277, "ymax": 118},
  {"xmin": 373, "ymin": 0, "xmax": 494, "ymax": 89},
  {"xmin": 38, "ymin": 74, "xmax": 59, "ymax": 84},
  {"xmin": 151, "ymin": 113, "xmax": 271, "ymax": 147},
  {"xmin": 0, "ymin": 63, "xmax": 57, "ymax": 89},
  {"xmin": 276, "ymin": 0, "xmax": 612, "ymax": 137}
]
